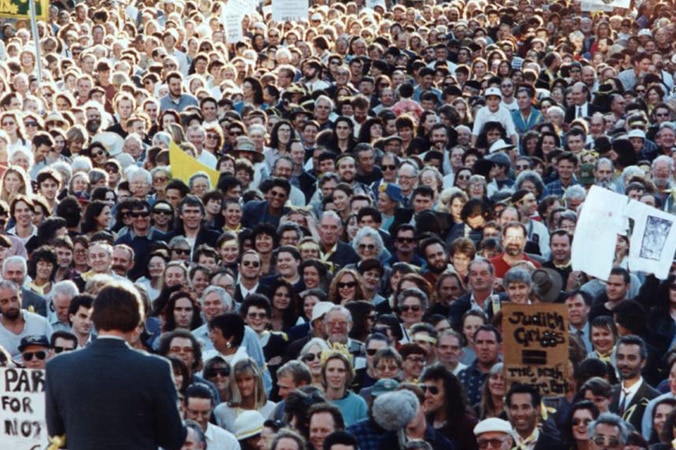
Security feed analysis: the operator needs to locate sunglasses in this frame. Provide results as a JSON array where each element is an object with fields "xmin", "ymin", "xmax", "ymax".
[
  {"xmin": 92, "ymin": 150, "xmax": 106, "ymax": 157},
  {"xmin": 592, "ymin": 435, "xmax": 620, "ymax": 448},
  {"xmin": 24, "ymin": 121, "xmax": 38, "ymax": 127},
  {"xmin": 418, "ymin": 384, "xmax": 440, "ymax": 395},
  {"xmin": 242, "ymin": 261, "xmax": 261, "ymax": 268},
  {"xmin": 154, "ymin": 177, "xmax": 168, "ymax": 183},
  {"xmin": 205, "ymin": 367, "xmax": 230, "ymax": 378},
  {"xmin": 400, "ymin": 305, "xmax": 422, "ymax": 312},
  {"xmin": 516, "ymin": 165, "xmax": 530, "ymax": 170},
  {"xmin": 229, "ymin": 130, "xmax": 243, "ymax": 136},
  {"xmin": 131, "ymin": 211, "xmax": 150, "ymax": 218},
  {"xmin": 173, "ymin": 248, "xmax": 190, "ymax": 255},
  {"xmin": 2, "ymin": 122, "xmax": 15, "ymax": 126},
  {"xmin": 397, "ymin": 237, "xmax": 414, "ymax": 243},
  {"xmin": 381, "ymin": 164, "xmax": 397, "ymax": 171},
  {"xmin": 105, "ymin": 166, "xmax": 119, "ymax": 173},
  {"xmin": 53, "ymin": 345, "xmax": 74, "ymax": 354},
  {"xmin": 358, "ymin": 243, "xmax": 376, "ymax": 251},
  {"xmin": 366, "ymin": 348, "xmax": 380, "ymax": 356},
  {"xmin": 270, "ymin": 191, "xmax": 287, "ymax": 198},
  {"xmin": 337, "ymin": 281, "xmax": 356, "ymax": 289},
  {"xmin": 153, "ymin": 209, "xmax": 172, "ymax": 215},
  {"xmin": 572, "ymin": 418, "xmax": 592, "ymax": 426},
  {"xmin": 302, "ymin": 352, "xmax": 322, "ymax": 362},
  {"xmin": 23, "ymin": 351, "xmax": 47, "ymax": 361},
  {"xmin": 247, "ymin": 312, "xmax": 267, "ymax": 319}
]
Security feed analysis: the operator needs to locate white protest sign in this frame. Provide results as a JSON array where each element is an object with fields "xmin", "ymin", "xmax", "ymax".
[
  {"xmin": 572, "ymin": 186, "xmax": 628, "ymax": 281},
  {"xmin": 627, "ymin": 199, "xmax": 676, "ymax": 280},
  {"xmin": 0, "ymin": 368, "xmax": 47, "ymax": 450},
  {"xmin": 585, "ymin": 0, "xmax": 630, "ymax": 8},
  {"xmin": 365, "ymin": 0, "xmax": 386, "ymax": 10},
  {"xmin": 272, "ymin": 0, "xmax": 309, "ymax": 22},
  {"xmin": 222, "ymin": 4, "xmax": 245, "ymax": 44}
]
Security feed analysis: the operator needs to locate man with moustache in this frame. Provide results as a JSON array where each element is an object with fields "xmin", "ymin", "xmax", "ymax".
[
  {"xmin": 0, "ymin": 280, "xmax": 52, "ymax": 360},
  {"xmin": 490, "ymin": 222, "xmax": 541, "ymax": 279},
  {"xmin": 420, "ymin": 237, "xmax": 452, "ymax": 287},
  {"xmin": 593, "ymin": 158, "xmax": 622, "ymax": 193},
  {"xmin": 242, "ymin": 177, "xmax": 292, "ymax": 229}
]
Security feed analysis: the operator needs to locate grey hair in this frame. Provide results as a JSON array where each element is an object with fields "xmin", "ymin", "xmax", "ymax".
[
  {"xmin": 503, "ymin": 267, "xmax": 532, "ymax": 289},
  {"xmin": 515, "ymin": 170, "xmax": 545, "ymax": 195},
  {"xmin": 547, "ymin": 105, "xmax": 565, "ymax": 119},
  {"xmin": 126, "ymin": 167, "xmax": 152, "ymax": 185},
  {"xmin": 587, "ymin": 412, "xmax": 629, "ymax": 444},
  {"xmin": 184, "ymin": 419, "xmax": 206, "ymax": 446},
  {"xmin": 200, "ymin": 285, "xmax": 232, "ymax": 311},
  {"xmin": 397, "ymin": 287, "xmax": 429, "ymax": 311},
  {"xmin": 2, "ymin": 256, "xmax": 26, "ymax": 275},
  {"xmin": 300, "ymin": 337, "xmax": 331, "ymax": 355},
  {"xmin": 621, "ymin": 165, "xmax": 644, "ymax": 186},
  {"xmin": 150, "ymin": 166, "xmax": 171, "ymax": 179},
  {"xmin": 152, "ymin": 132, "xmax": 172, "ymax": 148},
  {"xmin": 373, "ymin": 389, "xmax": 420, "ymax": 431},
  {"xmin": 325, "ymin": 305, "xmax": 353, "ymax": 324},
  {"xmin": 52, "ymin": 280, "xmax": 79, "ymax": 299},
  {"xmin": 9, "ymin": 148, "xmax": 33, "ymax": 166},
  {"xmin": 653, "ymin": 154, "xmax": 674, "ymax": 170},
  {"xmin": 563, "ymin": 185, "xmax": 586, "ymax": 205},
  {"xmin": 352, "ymin": 226, "xmax": 384, "ymax": 255},
  {"xmin": 315, "ymin": 94, "xmax": 334, "ymax": 111},
  {"xmin": 595, "ymin": 157, "xmax": 614, "ymax": 171},
  {"xmin": 71, "ymin": 155, "xmax": 93, "ymax": 173},
  {"xmin": 188, "ymin": 171, "xmax": 211, "ymax": 190},
  {"xmin": 0, "ymin": 280, "xmax": 20, "ymax": 294}
]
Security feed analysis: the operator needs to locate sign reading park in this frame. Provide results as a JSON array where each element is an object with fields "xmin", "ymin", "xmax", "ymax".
[
  {"xmin": 0, "ymin": 368, "xmax": 47, "ymax": 450},
  {"xmin": 0, "ymin": 0, "xmax": 49, "ymax": 20},
  {"xmin": 502, "ymin": 303, "xmax": 570, "ymax": 396}
]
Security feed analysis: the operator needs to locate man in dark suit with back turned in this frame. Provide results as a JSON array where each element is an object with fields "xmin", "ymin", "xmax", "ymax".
[{"xmin": 46, "ymin": 281, "xmax": 186, "ymax": 450}]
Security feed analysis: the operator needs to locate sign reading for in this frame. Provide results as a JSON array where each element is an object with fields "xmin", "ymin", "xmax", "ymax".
[
  {"xmin": 0, "ymin": 368, "xmax": 47, "ymax": 450},
  {"xmin": 0, "ymin": 0, "xmax": 49, "ymax": 20},
  {"xmin": 502, "ymin": 303, "xmax": 570, "ymax": 396}
]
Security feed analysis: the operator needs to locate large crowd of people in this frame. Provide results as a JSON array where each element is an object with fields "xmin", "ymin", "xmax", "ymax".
[{"xmin": 1, "ymin": 0, "xmax": 676, "ymax": 448}]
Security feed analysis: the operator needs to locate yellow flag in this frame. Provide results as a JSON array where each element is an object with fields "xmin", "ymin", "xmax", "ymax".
[{"xmin": 169, "ymin": 141, "xmax": 221, "ymax": 188}]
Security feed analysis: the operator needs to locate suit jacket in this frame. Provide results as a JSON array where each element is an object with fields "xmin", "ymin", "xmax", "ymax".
[
  {"xmin": 533, "ymin": 430, "xmax": 568, "ymax": 450},
  {"xmin": 565, "ymin": 103, "xmax": 601, "ymax": 123},
  {"xmin": 610, "ymin": 380, "xmax": 660, "ymax": 434},
  {"xmin": 46, "ymin": 338, "xmax": 186, "ymax": 450},
  {"xmin": 326, "ymin": 241, "xmax": 360, "ymax": 270},
  {"xmin": 165, "ymin": 226, "xmax": 221, "ymax": 251},
  {"xmin": 22, "ymin": 287, "xmax": 47, "ymax": 317}
]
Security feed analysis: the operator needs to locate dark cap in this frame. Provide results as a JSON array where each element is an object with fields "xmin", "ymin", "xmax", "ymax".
[{"xmin": 18, "ymin": 335, "xmax": 50, "ymax": 352}]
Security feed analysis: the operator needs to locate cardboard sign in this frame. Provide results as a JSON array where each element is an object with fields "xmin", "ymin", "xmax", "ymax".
[
  {"xmin": 0, "ymin": 368, "xmax": 47, "ymax": 450},
  {"xmin": 502, "ymin": 303, "xmax": 570, "ymax": 396},
  {"xmin": 0, "ymin": 0, "xmax": 48, "ymax": 20}
]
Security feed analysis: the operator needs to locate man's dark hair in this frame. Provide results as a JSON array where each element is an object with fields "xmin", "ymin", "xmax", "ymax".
[
  {"xmin": 68, "ymin": 294, "xmax": 94, "ymax": 318},
  {"xmin": 184, "ymin": 382, "xmax": 215, "ymax": 406},
  {"xmin": 474, "ymin": 324, "xmax": 502, "ymax": 343},
  {"xmin": 157, "ymin": 330, "xmax": 203, "ymax": 372},
  {"xmin": 420, "ymin": 364, "xmax": 468, "ymax": 424},
  {"xmin": 55, "ymin": 196, "xmax": 82, "ymax": 229},
  {"xmin": 323, "ymin": 430, "xmax": 357, "ymax": 450},
  {"xmin": 90, "ymin": 283, "xmax": 143, "ymax": 333},
  {"xmin": 616, "ymin": 334, "xmax": 648, "ymax": 361},
  {"xmin": 505, "ymin": 383, "xmax": 541, "ymax": 408},
  {"xmin": 166, "ymin": 179, "xmax": 190, "ymax": 197},
  {"xmin": 49, "ymin": 330, "xmax": 77, "ymax": 348},
  {"xmin": 357, "ymin": 206, "xmax": 381, "ymax": 224},
  {"xmin": 269, "ymin": 177, "xmax": 292, "ymax": 196},
  {"xmin": 610, "ymin": 267, "xmax": 630, "ymax": 284},
  {"xmin": 308, "ymin": 402, "xmax": 345, "ymax": 431}
]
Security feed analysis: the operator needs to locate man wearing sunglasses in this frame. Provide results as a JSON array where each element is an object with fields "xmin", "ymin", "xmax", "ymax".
[
  {"xmin": 473, "ymin": 418, "xmax": 513, "ymax": 450},
  {"xmin": 115, "ymin": 200, "xmax": 167, "ymax": 280},
  {"xmin": 19, "ymin": 334, "xmax": 51, "ymax": 369},
  {"xmin": 589, "ymin": 413, "xmax": 629, "ymax": 450}
]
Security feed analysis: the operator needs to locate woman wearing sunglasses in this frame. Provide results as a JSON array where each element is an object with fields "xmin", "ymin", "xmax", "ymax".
[
  {"xmin": 566, "ymin": 400, "xmax": 600, "ymax": 450},
  {"xmin": 327, "ymin": 268, "xmax": 366, "ymax": 305},
  {"xmin": 299, "ymin": 337, "xmax": 330, "ymax": 390},
  {"xmin": 203, "ymin": 356, "xmax": 232, "ymax": 403},
  {"xmin": 397, "ymin": 288, "xmax": 428, "ymax": 339}
]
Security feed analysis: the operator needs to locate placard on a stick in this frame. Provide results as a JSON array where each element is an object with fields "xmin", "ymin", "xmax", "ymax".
[
  {"xmin": 0, "ymin": 368, "xmax": 47, "ymax": 450},
  {"xmin": 502, "ymin": 303, "xmax": 570, "ymax": 396}
]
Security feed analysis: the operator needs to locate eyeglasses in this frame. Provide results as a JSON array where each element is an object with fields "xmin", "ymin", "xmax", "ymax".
[
  {"xmin": 92, "ymin": 150, "xmax": 106, "ymax": 157},
  {"xmin": 656, "ymin": 112, "xmax": 670, "ymax": 117},
  {"xmin": 153, "ymin": 177, "xmax": 168, "ymax": 183},
  {"xmin": 301, "ymin": 352, "xmax": 322, "ymax": 362},
  {"xmin": 172, "ymin": 248, "xmax": 190, "ymax": 255},
  {"xmin": 153, "ymin": 209, "xmax": 172, "ymax": 215},
  {"xmin": 24, "ymin": 121, "xmax": 38, "ymax": 127},
  {"xmin": 592, "ymin": 435, "xmax": 621, "ymax": 448},
  {"xmin": 570, "ymin": 68, "xmax": 581, "ymax": 73},
  {"xmin": 247, "ymin": 312, "xmax": 267, "ymax": 319},
  {"xmin": 397, "ymin": 237, "xmax": 414, "ymax": 243},
  {"xmin": 337, "ymin": 281, "xmax": 356, "ymax": 288},
  {"xmin": 23, "ymin": 351, "xmax": 47, "ymax": 361},
  {"xmin": 270, "ymin": 190, "xmax": 287, "ymax": 198},
  {"xmin": 477, "ymin": 438, "xmax": 508, "ymax": 449},
  {"xmin": 52, "ymin": 345, "xmax": 74, "ymax": 354},
  {"xmin": 406, "ymin": 356, "xmax": 425, "ymax": 364},
  {"xmin": 131, "ymin": 211, "xmax": 151, "ymax": 218},
  {"xmin": 358, "ymin": 243, "xmax": 376, "ymax": 251},
  {"xmin": 366, "ymin": 348, "xmax": 379, "ymax": 356},
  {"xmin": 501, "ymin": 84, "xmax": 513, "ymax": 88},
  {"xmin": 418, "ymin": 383, "xmax": 440, "ymax": 394},
  {"xmin": 2, "ymin": 121, "xmax": 15, "ymax": 126},
  {"xmin": 105, "ymin": 166, "xmax": 119, "ymax": 173},
  {"xmin": 376, "ymin": 364, "xmax": 399, "ymax": 371},
  {"xmin": 636, "ymin": 89, "xmax": 646, "ymax": 94},
  {"xmin": 242, "ymin": 260, "xmax": 261, "ymax": 268},
  {"xmin": 516, "ymin": 164, "xmax": 530, "ymax": 170},
  {"xmin": 572, "ymin": 418, "xmax": 593, "ymax": 426},
  {"xmin": 206, "ymin": 134, "xmax": 219, "ymax": 139},
  {"xmin": 381, "ymin": 164, "xmax": 397, "ymax": 171},
  {"xmin": 457, "ymin": 175, "xmax": 470, "ymax": 180},
  {"xmin": 205, "ymin": 367, "xmax": 230, "ymax": 378},
  {"xmin": 400, "ymin": 305, "xmax": 422, "ymax": 312},
  {"xmin": 229, "ymin": 130, "xmax": 243, "ymax": 136}
]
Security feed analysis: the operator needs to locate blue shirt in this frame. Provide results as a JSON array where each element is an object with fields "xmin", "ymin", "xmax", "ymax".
[{"xmin": 159, "ymin": 93, "xmax": 198, "ymax": 112}]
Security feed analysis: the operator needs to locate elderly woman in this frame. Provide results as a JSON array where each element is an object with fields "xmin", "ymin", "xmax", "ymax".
[
  {"xmin": 515, "ymin": 170, "xmax": 546, "ymax": 200},
  {"xmin": 352, "ymin": 226, "xmax": 386, "ymax": 262},
  {"xmin": 300, "ymin": 337, "xmax": 331, "ymax": 388},
  {"xmin": 397, "ymin": 287, "xmax": 428, "ymax": 341},
  {"xmin": 188, "ymin": 171, "xmax": 211, "ymax": 199}
]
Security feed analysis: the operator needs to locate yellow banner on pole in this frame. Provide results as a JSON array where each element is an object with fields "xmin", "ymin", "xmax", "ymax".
[
  {"xmin": 0, "ymin": 0, "xmax": 49, "ymax": 20},
  {"xmin": 169, "ymin": 141, "xmax": 221, "ymax": 188}
]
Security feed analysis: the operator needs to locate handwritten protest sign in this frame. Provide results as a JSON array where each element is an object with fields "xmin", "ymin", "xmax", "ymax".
[
  {"xmin": 0, "ymin": 368, "xmax": 47, "ymax": 450},
  {"xmin": 502, "ymin": 303, "xmax": 569, "ymax": 396},
  {"xmin": 272, "ymin": 0, "xmax": 309, "ymax": 22}
]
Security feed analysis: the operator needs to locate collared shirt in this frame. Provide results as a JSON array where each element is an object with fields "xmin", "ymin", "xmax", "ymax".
[
  {"xmin": 159, "ymin": 93, "xmax": 198, "ymax": 112},
  {"xmin": 204, "ymin": 422, "xmax": 239, "ymax": 450},
  {"xmin": 512, "ymin": 428, "xmax": 540, "ymax": 450},
  {"xmin": 620, "ymin": 377, "xmax": 644, "ymax": 410}
]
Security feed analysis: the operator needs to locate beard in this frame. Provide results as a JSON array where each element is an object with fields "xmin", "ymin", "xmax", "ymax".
[
  {"xmin": 595, "ymin": 178, "xmax": 614, "ymax": 189},
  {"xmin": 86, "ymin": 119, "xmax": 101, "ymax": 134},
  {"xmin": 505, "ymin": 245, "xmax": 523, "ymax": 257},
  {"xmin": 654, "ymin": 176, "xmax": 670, "ymax": 188}
]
